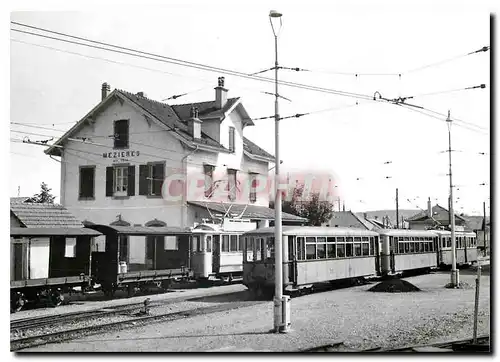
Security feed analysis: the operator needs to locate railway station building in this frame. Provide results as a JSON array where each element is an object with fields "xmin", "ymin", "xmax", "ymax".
[{"xmin": 45, "ymin": 78, "xmax": 306, "ymax": 231}]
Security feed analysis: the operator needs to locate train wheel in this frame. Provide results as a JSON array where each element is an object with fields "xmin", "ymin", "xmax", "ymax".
[
  {"xmin": 11, "ymin": 293, "xmax": 26, "ymax": 313},
  {"xmin": 50, "ymin": 290, "xmax": 64, "ymax": 307}
]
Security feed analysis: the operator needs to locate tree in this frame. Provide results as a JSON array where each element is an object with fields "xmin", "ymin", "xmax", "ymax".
[
  {"xmin": 30, "ymin": 182, "xmax": 56, "ymax": 204},
  {"xmin": 270, "ymin": 184, "xmax": 334, "ymax": 226},
  {"xmin": 299, "ymin": 192, "xmax": 334, "ymax": 226}
]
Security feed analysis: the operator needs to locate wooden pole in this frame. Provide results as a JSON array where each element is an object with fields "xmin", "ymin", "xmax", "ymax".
[{"xmin": 473, "ymin": 264, "xmax": 482, "ymax": 343}]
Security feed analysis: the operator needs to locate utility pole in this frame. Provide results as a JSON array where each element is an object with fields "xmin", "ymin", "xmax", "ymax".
[
  {"xmin": 447, "ymin": 110, "xmax": 459, "ymax": 287},
  {"xmin": 396, "ymin": 188, "xmax": 399, "ymax": 229},
  {"xmin": 483, "ymin": 201, "xmax": 487, "ymax": 256}
]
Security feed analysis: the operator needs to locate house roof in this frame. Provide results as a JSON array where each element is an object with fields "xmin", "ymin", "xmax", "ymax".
[
  {"xmin": 188, "ymin": 201, "xmax": 307, "ymax": 223},
  {"xmin": 10, "ymin": 199, "xmax": 84, "ymax": 228},
  {"xmin": 45, "ymin": 86, "xmax": 274, "ymax": 161},
  {"xmin": 10, "ymin": 197, "xmax": 31, "ymax": 204},
  {"xmin": 85, "ymin": 224, "xmax": 191, "ymax": 236},
  {"xmin": 171, "ymin": 98, "xmax": 240, "ymax": 121},
  {"xmin": 407, "ymin": 204, "xmax": 467, "ymax": 222},
  {"xmin": 325, "ymin": 211, "xmax": 369, "ymax": 230}
]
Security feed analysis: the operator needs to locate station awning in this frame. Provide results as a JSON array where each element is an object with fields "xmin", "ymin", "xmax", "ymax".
[{"xmin": 10, "ymin": 227, "xmax": 102, "ymax": 237}]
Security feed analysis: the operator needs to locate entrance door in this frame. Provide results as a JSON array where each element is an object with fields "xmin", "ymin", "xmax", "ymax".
[
  {"xmin": 288, "ymin": 237, "xmax": 296, "ymax": 284},
  {"xmin": 212, "ymin": 235, "xmax": 220, "ymax": 274}
]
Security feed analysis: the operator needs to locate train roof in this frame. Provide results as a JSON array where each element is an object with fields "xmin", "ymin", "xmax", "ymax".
[
  {"xmin": 431, "ymin": 229, "xmax": 476, "ymax": 236},
  {"xmin": 377, "ymin": 229, "xmax": 439, "ymax": 237},
  {"xmin": 243, "ymin": 226, "xmax": 379, "ymax": 237},
  {"xmin": 10, "ymin": 227, "xmax": 102, "ymax": 237},
  {"xmin": 85, "ymin": 224, "xmax": 191, "ymax": 235}
]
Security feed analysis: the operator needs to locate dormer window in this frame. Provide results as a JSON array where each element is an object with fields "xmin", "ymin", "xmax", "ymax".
[
  {"xmin": 228, "ymin": 127, "xmax": 235, "ymax": 152},
  {"xmin": 114, "ymin": 119, "xmax": 129, "ymax": 149}
]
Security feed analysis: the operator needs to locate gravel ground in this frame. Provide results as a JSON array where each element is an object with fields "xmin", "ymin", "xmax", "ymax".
[
  {"xmin": 23, "ymin": 272, "xmax": 490, "ymax": 352},
  {"xmin": 11, "ymin": 284, "xmax": 247, "ymax": 321},
  {"xmin": 11, "ymin": 300, "xmax": 217, "ymax": 341}
]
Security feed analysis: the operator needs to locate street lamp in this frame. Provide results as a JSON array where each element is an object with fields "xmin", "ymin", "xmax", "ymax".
[
  {"xmin": 447, "ymin": 110, "xmax": 459, "ymax": 287},
  {"xmin": 269, "ymin": 9, "xmax": 290, "ymax": 334}
]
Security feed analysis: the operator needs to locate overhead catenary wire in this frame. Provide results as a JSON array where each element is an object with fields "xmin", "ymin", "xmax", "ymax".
[{"xmin": 10, "ymin": 24, "xmax": 377, "ymax": 102}]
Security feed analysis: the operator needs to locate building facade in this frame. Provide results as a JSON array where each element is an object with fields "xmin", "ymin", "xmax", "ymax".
[{"xmin": 45, "ymin": 78, "xmax": 305, "ymax": 228}]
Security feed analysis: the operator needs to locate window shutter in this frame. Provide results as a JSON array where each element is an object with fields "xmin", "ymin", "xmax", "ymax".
[
  {"xmin": 79, "ymin": 169, "xmax": 85, "ymax": 198},
  {"xmin": 139, "ymin": 165, "xmax": 149, "ymax": 195},
  {"xmin": 127, "ymin": 165, "xmax": 135, "ymax": 196},
  {"xmin": 106, "ymin": 167, "xmax": 114, "ymax": 197},
  {"xmin": 153, "ymin": 163, "xmax": 165, "ymax": 196},
  {"xmin": 89, "ymin": 168, "xmax": 95, "ymax": 198}
]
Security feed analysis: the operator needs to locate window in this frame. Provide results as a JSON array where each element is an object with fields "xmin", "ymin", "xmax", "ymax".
[
  {"xmin": 222, "ymin": 235, "xmax": 230, "ymax": 252},
  {"xmin": 327, "ymin": 237, "xmax": 335, "ymax": 258},
  {"xmin": 114, "ymin": 166, "xmax": 128, "ymax": 195},
  {"xmin": 206, "ymin": 236, "xmax": 212, "ymax": 252},
  {"xmin": 362, "ymin": 243, "xmax": 370, "ymax": 256},
  {"xmin": 204, "ymin": 165, "xmax": 215, "ymax": 198},
  {"xmin": 424, "ymin": 242, "xmax": 429, "ymax": 252},
  {"xmin": 249, "ymin": 173, "xmax": 257, "ymax": 203},
  {"xmin": 246, "ymin": 237, "xmax": 254, "ymax": 261},
  {"xmin": 266, "ymin": 237, "xmax": 275, "ymax": 259},
  {"xmin": 230, "ymin": 235, "xmax": 238, "ymax": 252},
  {"xmin": 398, "ymin": 242, "xmax": 404, "ymax": 254},
  {"xmin": 404, "ymin": 242, "xmax": 409, "ymax": 253},
  {"xmin": 119, "ymin": 235, "xmax": 128, "ymax": 262},
  {"xmin": 354, "ymin": 243, "xmax": 362, "ymax": 257},
  {"xmin": 369, "ymin": 237, "xmax": 375, "ymax": 255},
  {"xmin": 228, "ymin": 169, "xmax": 237, "ymax": 201},
  {"xmin": 297, "ymin": 237, "xmax": 305, "ymax": 260},
  {"xmin": 65, "ymin": 237, "xmax": 77, "ymax": 258},
  {"xmin": 317, "ymin": 237, "xmax": 326, "ymax": 259},
  {"xmin": 139, "ymin": 163, "xmax": 164, "ymax": 196},
  {"xmin": 79, "ymin": 166, "xmax": 95, "ymax": 199},
  {"xmin": 306, "ymin": 244, "xmax": 316, "ymax": 260},
  {"xmin": 447, "ymin": 237, "xmax": 451, "ymax": 248},
  {"xmin": 336, "ymin": 243, "xmax": 345, "ymax": 258},
  {"xmin": 229, "ymin": 126, "xmax": 235, "ymax": 152},
  {"xmin": 346, "ymin": 237, "xmax": 353, "ymax": 257},
  {"xmin": 255, "ymin": 237, "xmax": 263, "ymax": 261},
  {"xmin": 114, "ymin": 119, "xmax": 129, "ymax": 149},
  {"xmin": 238, "ymin": 236, "xmax": 243, "ymax": 252},
  {"xmin": 165, "ymin": 236, "xmax": 178, "ymax": 250}
]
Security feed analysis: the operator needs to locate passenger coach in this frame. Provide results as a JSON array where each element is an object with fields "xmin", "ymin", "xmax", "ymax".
[
  {"xmin": 434, "ymin": 230, "xmax": 477, "ymax": 267},
  {"xmin": 242, "ymin": 226, "xmax": 380, "ymax": 297}
]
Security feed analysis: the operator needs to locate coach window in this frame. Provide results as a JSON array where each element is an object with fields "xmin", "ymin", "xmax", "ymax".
[
  {"xmin": 255, "ymin": 237, "xmax": 263, "ymax": 261},
  {"xmin": 326, "ymin": 237, "xmax": 336, "ymax": 258},
  {"xmin": 403, "ymin": 242, "xmax": 409, "ymax": 253},
  {"xmin": 245, "ymin": 237, "xmax": 253, "ymax": 261},
  {"xmin": 415, "ymin": 240, "xmax": 420, "ymax": 253},
  {"xmin": 447, "ymin": 237, "xmax": 451, "ymax": 248},
  {"xmin": 196, "ymin": 236, "xmax": 203, "ymax": 252},
  {"xmin": 297, "ymin": 237, "xmax": 305, "ymax": 260},
  {"xmin": 206, "ymin": 235, "xmax": 212, "ymax": 252},
  {"xmin": 306, "ymin": 237, "xmax": 316, "ymax": 260},
  {"xmin": 337, "ymin": 237, "xmax": 346, "ymax": 258},
  {"xmin": 266, "ymin": 237, "xmax": 275, "ymax": 259},
  {"xmin": 424, "ymin": 239, "xmax": 429, "ymax": 252},
  {"xmin": 317, "ymin": 237, "xmax": 326, "ymax": 259},
  {"xmin": 362, "ymin": 242, "xmax": 370, "ymax": 256},
  {"xmin": 238, "ymin": 236, "xmax": 244, "ymax": 252},
  {"xmin": 222, "ymin": 235, "xmax": 230, "ymax": 252},
  {"xmin": 354, "ymin": 237, "xmax": 362, "ymax": 257},
  {"xmin": 119, "ymin": 235, "xmax": 128, "ymax": 262},
  {"xmin": 369, "ymin": 237, "xmax": 375, "ymax": 255},
  {"xmin": 230, "ymin": 235, "xmax": 238, "ymax": 252},
  {"xmin": 345, "ymin": 237, "xmax": 353, "ymax": 257},
  {"xmin": 398, "ymin": 240, "xmax": 404, "ymax": 254}
]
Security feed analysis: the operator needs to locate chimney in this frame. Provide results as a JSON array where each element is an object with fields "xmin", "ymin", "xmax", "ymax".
[
  {"xmin": 101, "ymin": 82, "xmax": 111, "ymax": 101},
  {"xmin": 215, "ymin": 76, "xmax": 228, "ymax": 109},
  {"xmin": 136, "ymin": 91, "xmax": 146, "ymax": 98},
  {"xmin": 427, "ymin": 197, "xmax": 432, "ymax": 217},
  {"xmin": 188, "ymin": 106, "xmax": 202, "ymax": 139},
  {"xmin": 363, "ymin": 212, "xmax": 367, "ymax": 219}
]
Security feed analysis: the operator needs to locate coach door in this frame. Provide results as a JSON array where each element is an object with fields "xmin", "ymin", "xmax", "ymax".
[
  {"xmin": 389, "ymin": 237, "xmax": 396, "ymax": 273},
  {"xmin": 212, "ymin": 235, "xmax": 220, "ymax": 273},
  {"xmin": 288, "ymin": 236, "xmax": 297, "ymax": 284},
  {"xmin": 373, "ymin": 236, "xmax": 381, "ymax": 275}
]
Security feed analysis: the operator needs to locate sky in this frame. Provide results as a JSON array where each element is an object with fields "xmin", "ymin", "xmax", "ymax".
[{"xmin": 7, "ymin": 1, "xmax": 494, "ymax": 216}]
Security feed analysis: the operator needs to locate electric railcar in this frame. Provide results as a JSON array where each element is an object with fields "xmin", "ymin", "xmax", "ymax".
[
  {"xmin": 242, "ymin": 226, "xmax": 477, "ymax": 297},
  {"xmin": 242, "ymin": 226, "xmax": 381, "ymax": 296},
  {"xmin": 190, "ymin": 218, "xmax": 258, "ymax": 281}
]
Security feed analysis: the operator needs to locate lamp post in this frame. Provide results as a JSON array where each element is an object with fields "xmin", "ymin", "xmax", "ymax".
[
  {"xmin": 447, "ymin": 110, "xmax": 459, "ymax": 287},
  {"xmin": 269, "ymin": 9, "xmax": 289, "ymax": 333}
]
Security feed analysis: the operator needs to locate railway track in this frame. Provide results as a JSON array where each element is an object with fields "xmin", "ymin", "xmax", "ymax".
[{"xmin": 11, "ymin": 294, "xmax": 265, "ymax": 351}]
